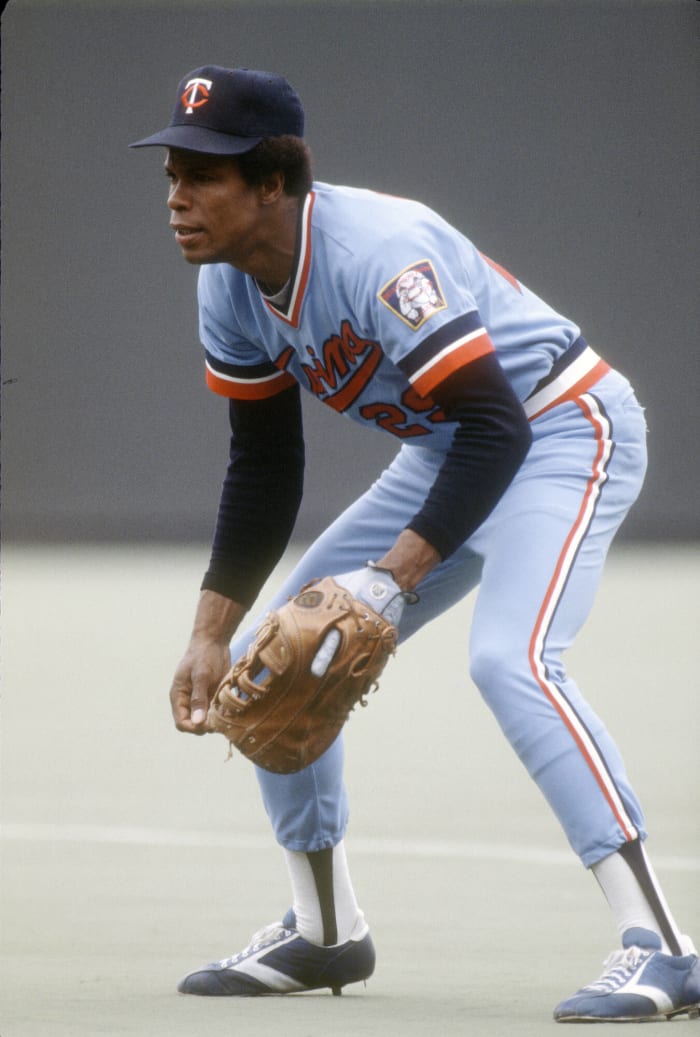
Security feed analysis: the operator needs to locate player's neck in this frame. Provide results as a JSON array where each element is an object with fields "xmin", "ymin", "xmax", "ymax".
[{"xmin": 241, "ymin": 195, "xmax": 301, "ymax": 293}]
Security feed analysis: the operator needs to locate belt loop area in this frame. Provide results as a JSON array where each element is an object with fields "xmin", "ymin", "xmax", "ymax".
[{"xmin": 524, "ymin": 338, "xmax": 610, "ymax": 421}]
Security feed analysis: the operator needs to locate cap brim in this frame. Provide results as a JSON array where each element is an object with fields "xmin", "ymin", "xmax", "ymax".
[{"xmin": 129, "ymin": 124, "xmax": 263, "ymax": 155}]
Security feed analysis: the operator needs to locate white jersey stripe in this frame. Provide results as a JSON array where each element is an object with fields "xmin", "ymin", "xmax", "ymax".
[
  {"xmin": 262, "ymin": 191, "xmax": 315, "ymax": 327},
  {"xmin": 204, "ymin": 360, "xmax": 283, "ymax": 387},
  {"xmin": 523, "ymin": 346, "xmax": 604, "ymax": 418},
  {"xmin": 409, "ymin": 328, "xmax": 487, "ymax": 385},
  {"xmin": 528, "ymin": 392, "xmax": 638, "ymax": 842}
]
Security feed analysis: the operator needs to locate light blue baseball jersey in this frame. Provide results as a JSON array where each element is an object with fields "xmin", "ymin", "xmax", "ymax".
[
  {"xmin": 197, "ymin": 180, "xmax": 651, "ymax": 873},
  {"xmin": 198, "ymin": 182, "xmax": 585, "ymax": 450}
]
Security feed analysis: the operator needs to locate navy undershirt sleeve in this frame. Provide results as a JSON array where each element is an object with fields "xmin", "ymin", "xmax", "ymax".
[
  {"xmin": 202, "ymin": 354, "xmax": 530, "ymax": 600},
  {"xmin": 201, "ymin": 385, "xmax": 305, "ymax": 607},
  {"xmin": 406, "ymin": 352, "xmax": 532, "ymax": 559}
]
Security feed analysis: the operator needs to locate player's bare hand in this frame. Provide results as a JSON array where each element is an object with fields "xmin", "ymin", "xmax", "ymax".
[
  {"xmin": 169, "ymin": 636, "xmax": 233, "ymax": 734},
  {"xmin": 169, "ymin": 589, "xmax": 247, "ymax": 735}
]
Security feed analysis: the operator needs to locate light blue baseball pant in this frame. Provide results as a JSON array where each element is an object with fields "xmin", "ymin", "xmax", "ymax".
[{"xmin": 228, "ymin": 369, "xmax": 648, "ymax": 868}]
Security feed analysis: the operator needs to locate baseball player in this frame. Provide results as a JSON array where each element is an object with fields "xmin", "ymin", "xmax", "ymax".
[{"xmin": 130, "ymin": 66, "xmax": 699, "ymax": 1021}]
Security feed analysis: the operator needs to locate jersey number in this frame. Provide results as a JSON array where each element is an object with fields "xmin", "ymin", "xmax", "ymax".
[{"xmin": 359, "ymin": 386, "xmax": 447, "ymax": 439}]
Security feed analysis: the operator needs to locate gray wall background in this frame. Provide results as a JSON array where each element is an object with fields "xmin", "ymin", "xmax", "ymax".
[{"xmin": 2, "ymin": 0, "xmax": 698, "ymax": 545}]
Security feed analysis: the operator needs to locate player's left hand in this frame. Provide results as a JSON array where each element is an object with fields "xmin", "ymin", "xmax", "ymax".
[
  {"xmin": 311, "ymin": 564, "xmax": 417, "ymax": 677},
  {"xmin": 335, "ymin": 564, "xmax": 416, "ymax": 624}
]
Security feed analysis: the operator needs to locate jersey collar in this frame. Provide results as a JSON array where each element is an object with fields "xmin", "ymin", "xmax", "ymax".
[{"xmin": 260, "ymin": 190, "xmax": 315, "ymax": 328}]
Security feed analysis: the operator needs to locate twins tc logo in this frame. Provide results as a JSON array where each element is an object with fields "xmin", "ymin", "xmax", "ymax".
[{"xmin": 181, "ymin": 77, "xmax": 213, "ymax": 114}]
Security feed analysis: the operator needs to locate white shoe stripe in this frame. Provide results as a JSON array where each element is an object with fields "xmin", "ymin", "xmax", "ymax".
[
  {"xmin": 231, "ymin": 958, "xmax": 307, "ymax": 992},
  {"xmin": 227, "ymin": 932, "xmax": 307, "ymax": 992},
  {"xmin": 625, "ymin": 981, "xmax": 674, "ymax": 1013}
]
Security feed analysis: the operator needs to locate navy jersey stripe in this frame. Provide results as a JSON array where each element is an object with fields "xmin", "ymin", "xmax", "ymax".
[
  {"xmin": 204, "ymin": 350, "xmax": 280, "ymax": 382},
  {"xmin": 398, "ymin": 311, "xmax": 485, "ymax": 382}
]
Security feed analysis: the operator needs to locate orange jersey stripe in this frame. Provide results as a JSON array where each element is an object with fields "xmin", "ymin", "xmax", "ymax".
[
  {"xmin": 527, "ymin": 358, "xmax": 611, "ymax": 421},
  {"xmin": 479, "ymin": 252, "xmax": 522, "ymax": 293},
  {"xmin": 205, "ymin": 366, "xmax": 296, "ymax": 400},
  {"xmin": 411, "ymin": 330, "xmax": 494, "ymax": 397},
  {"xmin": 263, "ymin": 192, "xmax": 315, "ymax": 329}
]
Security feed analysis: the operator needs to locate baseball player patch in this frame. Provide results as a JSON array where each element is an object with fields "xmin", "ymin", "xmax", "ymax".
[{"xmin": 378, "ymin": 260, "xmax": 447, "ymax": 330}]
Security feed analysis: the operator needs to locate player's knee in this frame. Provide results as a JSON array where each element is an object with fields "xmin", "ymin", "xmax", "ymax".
[{"xmin": 469, "ymin": 641, "xmax": 528, "ymax": 706}]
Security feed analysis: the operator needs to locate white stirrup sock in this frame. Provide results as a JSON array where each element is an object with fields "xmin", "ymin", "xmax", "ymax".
[
  {"xmin": 592, "ymin": 842, "xmax": 683, "ymax": 954},
  {"xmin": 283, "ymin": 841, "xmax": 366, "ymax": 946}
]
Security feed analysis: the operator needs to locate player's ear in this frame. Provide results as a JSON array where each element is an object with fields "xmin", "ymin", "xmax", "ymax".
[{"xmin": 257, "ymin": 171, "xmax": 286, "ymax": 205}]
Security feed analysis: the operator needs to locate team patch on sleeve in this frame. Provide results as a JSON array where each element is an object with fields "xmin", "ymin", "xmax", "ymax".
[
  {"xmin": 205, "ymin": 350, "xmax": 296, "ymax": 400},
  {"xmin": 378, "ymin": 260, "xmax": 447, "ymax": 330}
]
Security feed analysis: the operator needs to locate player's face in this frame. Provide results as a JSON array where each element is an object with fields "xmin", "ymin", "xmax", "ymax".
[{"xmin": 164, "ymin": 149, "xmax": 266, "ymax": 267}]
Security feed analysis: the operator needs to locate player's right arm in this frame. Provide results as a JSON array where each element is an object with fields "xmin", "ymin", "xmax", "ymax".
[
  {"xmin": 169, "ymin": 589, "xmax": 247, "ymax": 734},
  {"xmin": 168, "ymin": 383, "xmax": 305, "ymax": 734}
]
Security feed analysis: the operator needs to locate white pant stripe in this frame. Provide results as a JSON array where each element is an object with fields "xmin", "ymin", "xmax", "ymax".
[{"xmin": 528, "ymin": 392, "xmax": 639, "ymax": 842}]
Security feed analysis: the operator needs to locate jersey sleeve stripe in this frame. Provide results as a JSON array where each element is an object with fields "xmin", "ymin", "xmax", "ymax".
[
  {"xmin": 399, "ymin": 312, "xmax": 483, "ymax": 375},
  {"xmin": 205, "ymin": 353, "xmax": 296, "ymax": 399},
  {"xmin": 410, "ymin": 328, "xmax": 494, "ymax": 397}
]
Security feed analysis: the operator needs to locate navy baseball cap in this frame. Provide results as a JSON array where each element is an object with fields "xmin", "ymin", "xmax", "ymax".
[{"xmin": 129, "ymin": 65, "xmax": 304, "ymax": 154}]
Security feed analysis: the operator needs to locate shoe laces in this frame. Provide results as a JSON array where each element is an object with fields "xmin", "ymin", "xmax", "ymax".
[
  {"xmin": 220, "ymin": 920, "xmax": 294, "ymax": 968},
  {"xmin": 584, "ymin": 945, "xmax": 653, "ymax": 994}
]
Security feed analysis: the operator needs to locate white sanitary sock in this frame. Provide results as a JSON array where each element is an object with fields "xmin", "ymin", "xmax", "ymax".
[
  {"xmin": 283, "ymin": 841, "xmax": 366, "ymax": 946},
  {"xmin": 592, "ymin": 843, "xmax": 683, "ymax": 954}
]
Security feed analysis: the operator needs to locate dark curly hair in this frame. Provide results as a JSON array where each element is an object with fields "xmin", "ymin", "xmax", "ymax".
[{"xmin": 236, "ymin": 136, "xmax": 313, "ymax": 198}]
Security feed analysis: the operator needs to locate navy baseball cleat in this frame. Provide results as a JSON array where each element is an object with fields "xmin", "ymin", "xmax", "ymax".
[
  {"xmin": 554, "ymin": 928, "xmax": 700, "ymax": 1022},
  {"xmin": 177, "ymin": 913, "xmax": 376, "ymax": 996}
]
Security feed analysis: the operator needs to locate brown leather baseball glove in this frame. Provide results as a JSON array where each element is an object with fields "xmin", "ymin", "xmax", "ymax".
[{"xmin": 207, "ymin": 576, "xmax": 399, "ymax": 773}]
